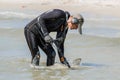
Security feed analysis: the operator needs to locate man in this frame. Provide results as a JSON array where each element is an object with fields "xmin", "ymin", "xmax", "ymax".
[{"xmin": 24, "ymin": 9, "xmax": 84, "ymax": 67}]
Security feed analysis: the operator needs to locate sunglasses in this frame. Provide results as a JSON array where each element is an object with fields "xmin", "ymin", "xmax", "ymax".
[{"xmin": 71, "ymin": 17, "xmax": 80, "ymax": 24}]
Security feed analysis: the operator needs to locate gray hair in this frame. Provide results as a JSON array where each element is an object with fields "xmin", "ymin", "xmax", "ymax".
[{"xmin": 73, "ymin": 14, "xmax": 84, "ymax": 34}]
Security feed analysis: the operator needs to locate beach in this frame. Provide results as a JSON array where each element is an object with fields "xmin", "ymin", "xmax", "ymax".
[{"xmin": 0, "ymin": 0, "xmax": 120, "ymax": 80}]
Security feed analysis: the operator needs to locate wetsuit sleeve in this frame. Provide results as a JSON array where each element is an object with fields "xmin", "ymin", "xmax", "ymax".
[
  {"xmin": 37, "ymin": 17, "xmax": 49, "ymax": 37},
  {"xmin": 56, "ymin": 27, "xmax": 68, "ymax": 58},
  {"xmin": 36, "ymin": 10, "xmax": 65, "ymax": 38}
]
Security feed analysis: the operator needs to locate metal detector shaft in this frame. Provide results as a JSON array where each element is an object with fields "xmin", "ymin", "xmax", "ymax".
[{"xmin": 51, "ymin": 40, "xmax": 71, "ymax": 68}]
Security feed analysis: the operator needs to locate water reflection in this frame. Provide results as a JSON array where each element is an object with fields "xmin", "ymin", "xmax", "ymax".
[
  {"xmin": 30, "ymin": 68, "xmax": 69, "ymax": 80},
  {"xmin": 81, "ymin": 63, "xmax": 105, "ymax": 68}
]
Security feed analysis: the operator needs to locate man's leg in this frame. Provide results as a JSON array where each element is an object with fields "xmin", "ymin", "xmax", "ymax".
[
  {"xmin": 24, "ymin": 29, "xmax": 40, "ymax": 66},
  {"xmin": 40, "ymin": 44, "xmax": 56, "ymax": 66}
]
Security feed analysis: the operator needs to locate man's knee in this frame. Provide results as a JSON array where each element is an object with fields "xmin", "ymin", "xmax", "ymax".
[
  {"xmin": 46, "ymin": 51, "xmax": 56, "ymax": 66},
  {"xmin": 48, "ymin": 51, "xmax": 56, "ymax": 58}
]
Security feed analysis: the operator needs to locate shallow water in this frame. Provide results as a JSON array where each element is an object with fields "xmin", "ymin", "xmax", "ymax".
[{"xmin": 0, "ymin": 10, "xmax": 120, "ymax": 80}]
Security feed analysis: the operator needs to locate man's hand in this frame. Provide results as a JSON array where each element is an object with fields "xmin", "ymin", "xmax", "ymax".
[
  {"xmin": 57, "ymin": 37, "xmax": 64, "ymax": 43},
  {"xmin": 44, "ymin": 35, "xmax": 53, "ymax": 43},
  {"xmin": 61, "ymin": 57, "xmax": 71, "ymax": 68}
]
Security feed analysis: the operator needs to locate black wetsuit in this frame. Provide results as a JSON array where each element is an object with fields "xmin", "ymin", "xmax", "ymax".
[{"xmin": 24, "ymin": 9, "xmax": 70, "ymax": 66}]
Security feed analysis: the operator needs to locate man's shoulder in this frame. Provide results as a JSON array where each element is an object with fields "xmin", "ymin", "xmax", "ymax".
[
  {"xmin": 45, "ymin": 9, "xmax": 64, "ymax": 13},
  {"xmin": 53, "ymin": 9, "xmax": 64, "ymax": 12}
]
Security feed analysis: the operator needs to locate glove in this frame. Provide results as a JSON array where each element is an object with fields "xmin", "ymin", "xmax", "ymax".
[
  {"xmin": 57, "ymin": 37, "xmax": 64, "ymax": 43},
  {"xmin": 44, "ymin": 35, "xmax": 53, "ymax": 43},
  {"xmin": 61, "ymin": 57, "xmax": 71, "ymax": 68}
]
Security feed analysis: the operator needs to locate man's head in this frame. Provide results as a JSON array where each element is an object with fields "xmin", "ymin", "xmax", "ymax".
[
  {"xmin": 67, "ymin": 16, "xmax": 79, "ymax": 29},
  {"xmin": 67, "ymin": 14, "xmax": 84, "ymax": 34}
]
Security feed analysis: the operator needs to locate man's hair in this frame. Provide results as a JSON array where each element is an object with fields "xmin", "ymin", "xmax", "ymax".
[
  {"xmin": 71, "ymin": 17, "xmax": 80, "ymax": 24},
  {"xmin": 73, "ymin": 14, "xmax": 84, "ymax": 22}
]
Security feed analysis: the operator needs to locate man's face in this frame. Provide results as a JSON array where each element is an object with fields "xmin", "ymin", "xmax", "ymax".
[{"xmin": 67, "ymin": 16, "xmax": 78, "ymax": 29}]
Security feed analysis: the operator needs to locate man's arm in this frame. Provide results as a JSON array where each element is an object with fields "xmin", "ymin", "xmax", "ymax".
[
  {"xmin": 36, "ymin": 9, "xmax": 65, "ymax": 39},
  {"xmin": 37, "ymin": 17, "xmax": 49, "ymax": 37},
  {"xmin": 56, "ymin": 26, "xmax": 68, "ymax": 62}
]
